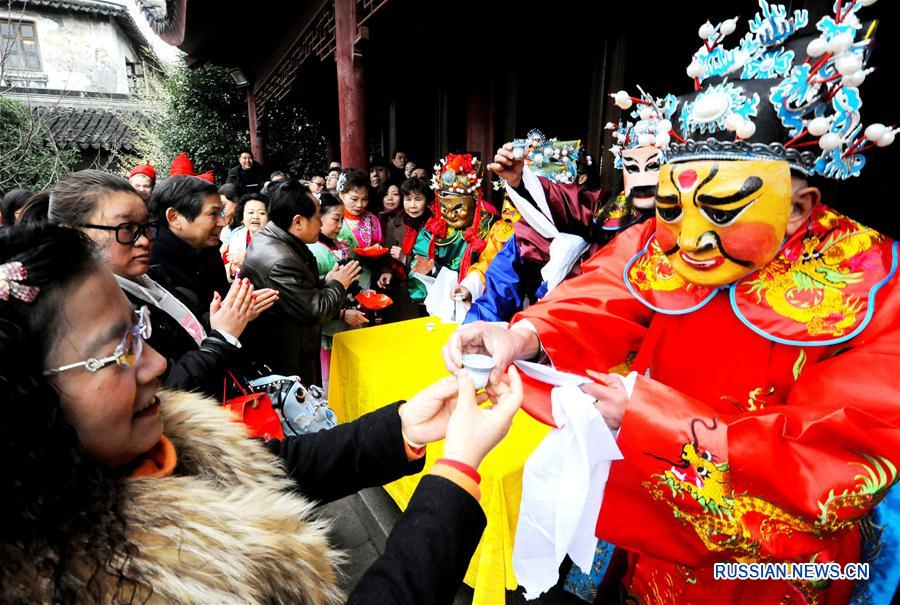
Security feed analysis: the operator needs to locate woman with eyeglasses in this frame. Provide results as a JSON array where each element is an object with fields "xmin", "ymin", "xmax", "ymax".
[
  {"xmin": 47, "ymin": 170, "xmax": 276, "ymax": 396},
  {"xmin": 0, "ymin": 222, "xmax": 522, "ymax": 604}
]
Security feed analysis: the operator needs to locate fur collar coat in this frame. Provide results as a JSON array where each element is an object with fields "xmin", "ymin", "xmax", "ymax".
[{"xmin": 4, "ymin": 391, "xmax": 344, "ymax": 604}]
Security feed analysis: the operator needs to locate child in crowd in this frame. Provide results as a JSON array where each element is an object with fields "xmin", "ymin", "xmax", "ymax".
[
  {"xmin": 337, "ymin": 169, "xmax": 383, "ymax": 289},
  {"xmin": 222, "ymin": 193, "xmax": 269, "ymax": 280},
  {"xmin": 309, "ymin": 192, "xmax": 369, "ymax": 387},
  {"xmin": 377, "ymin": 177, "xmax": 432, "ymax": 320}
]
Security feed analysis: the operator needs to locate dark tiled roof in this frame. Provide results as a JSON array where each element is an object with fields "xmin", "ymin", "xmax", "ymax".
[
  {"xmin": 12, "ymin": 0, "xmax": 128, "ymax": 16},
  {"xmin": 35, "ymin": 106, "xmax": 143, "ymax": 151}
]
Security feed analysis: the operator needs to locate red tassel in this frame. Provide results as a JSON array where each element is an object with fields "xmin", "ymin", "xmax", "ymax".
[
  {"xmin": 462, "ymin": 199, "xmax": 483, "ymax": 244},
  {"xmin": 784, "ymin": 128, "xmax": 809, "ymax": 148},
  {"xmin": 458, "ymin": 244, "xmax": 474, "ymax": 280},
  {"xmin": 401, "ymin": 225, "xmax": 418, "ymax": 255},
  {"xmin": 459, "ymin": 199, "xmax": 487, "ymax": 281},
  {"xmin": 425, "ymin": 192, "xmax": 447, "ymax": 261},
  {"xmin": 466, "ymin": 236, "xmax": 487, "ymax": 255},
  {"xmin": 669, "ymin": 129, "xmax": 687, "ymax": 144},
  {"xmin": 425, "ymin": 215, "xmax": 447, "ymax": 238},
  {"xmin": 424, "ymin": 192, "xmax": 447, "ymax": 237}
]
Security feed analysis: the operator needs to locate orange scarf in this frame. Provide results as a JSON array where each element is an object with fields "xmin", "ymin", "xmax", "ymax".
[{"xmin": 127, "ymin": 435, "xmax": 177, "ymax": 479}]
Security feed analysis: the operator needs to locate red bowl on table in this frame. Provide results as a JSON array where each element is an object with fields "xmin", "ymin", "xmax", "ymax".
[{"xmin": 355, "ymin": 291, "xmax": 394, "ymax": 311}]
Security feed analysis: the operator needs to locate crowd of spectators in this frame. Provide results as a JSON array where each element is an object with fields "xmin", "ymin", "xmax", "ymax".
[{"xmin": 0, "ymin": 146, "xmax": 524, "ymax": 603}]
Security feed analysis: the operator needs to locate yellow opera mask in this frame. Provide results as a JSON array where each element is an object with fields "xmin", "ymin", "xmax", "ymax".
[
  {"xmin": 501, "ymin": 198, "xmax": 521, "ymax": 223},
  {"xmin": 439, "ymin": 193, "xmax": 476, "ymax": 230},
  {"xmin": 654, "ymin": 160, "xmax": 792, "ymax": 287}
]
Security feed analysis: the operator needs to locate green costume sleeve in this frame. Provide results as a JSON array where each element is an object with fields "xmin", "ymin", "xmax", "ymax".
[
  {"xmin": 307, "ymin": 242, "xmax": 338, "ymax": 277},
  {"xmin": 411, "ymin": 228, "xmax": 433, "ymax": 261},
  {"xmin": 337, "ymin": 222, "xmax": 359, "ymax": 252}
]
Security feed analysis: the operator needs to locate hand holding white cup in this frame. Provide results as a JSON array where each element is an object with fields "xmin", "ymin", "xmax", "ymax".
[
  {"xmin": 511, "ymin": 139, "xmax": 528, "ymax": 160},
  {"xmin": 461, "ymin": 353, "xmax": 496, "ymax": 390},
  {"xmin": 443, "ymin": 367, "xmax": 524, "ymax": 469}
]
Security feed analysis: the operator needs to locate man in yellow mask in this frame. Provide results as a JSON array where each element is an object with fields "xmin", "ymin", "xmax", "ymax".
[
  {"xmin": 442, "ymin": 2, "xmax": 900, "ymax": 603},
  {"xmin": 654, "ymin": 159, "xmax": 794, "ymax": 286}
]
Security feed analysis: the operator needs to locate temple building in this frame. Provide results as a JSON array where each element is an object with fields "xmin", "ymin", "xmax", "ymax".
[{"xmin": 137, "ymin": 0, "xmax": 895, "ymax": 234}]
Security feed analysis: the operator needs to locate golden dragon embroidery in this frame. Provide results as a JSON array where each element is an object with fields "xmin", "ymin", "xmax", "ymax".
[
  {"xmin": 628, "ymin": 239, "xmax": 686, "ymax": 292},
  {"xmin": 643, "ymin": 418, "xmax": 897, "ymax": 602},
  {"xmin": 742, "ymin": 218, "xmax": 883, "ymax": 338}
]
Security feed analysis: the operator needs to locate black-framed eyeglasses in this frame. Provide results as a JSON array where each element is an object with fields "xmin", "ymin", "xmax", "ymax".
[{"xmin": 80, "ymin": 221, "xmax": 158, "ymax": 245}]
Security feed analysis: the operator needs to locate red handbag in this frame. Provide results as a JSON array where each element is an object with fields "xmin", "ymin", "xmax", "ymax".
[{"xmin": 222, "ymin": 371, "xmax": 285, "ymax": 441}]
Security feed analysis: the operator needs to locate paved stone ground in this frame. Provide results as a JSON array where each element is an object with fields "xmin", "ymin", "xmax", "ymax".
[{"xmin": 318, "ymin": 487, "xmax": 585, "ymax": 604}]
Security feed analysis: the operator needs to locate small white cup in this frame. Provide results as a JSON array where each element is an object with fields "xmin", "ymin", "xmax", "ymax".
[
  {"xmin": 461, "ymin": 353, "xmax": 496, "ymax": 390},
  {"xmin": 512, "ymin": 139, "xmax": 527, "ymax": 160}
]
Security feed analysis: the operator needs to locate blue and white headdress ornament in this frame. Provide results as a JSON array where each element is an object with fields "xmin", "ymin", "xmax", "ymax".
[
  {"xmin": 667, "ymin": 0, "xmax": 895, "ymax": 180},
  {"xmin": 606, "ymin": 86, "xmax": 676, "ymax": 170},
  {"xmin": 522, "ymin": 129, "xmax": 582, "ymax": 184}
]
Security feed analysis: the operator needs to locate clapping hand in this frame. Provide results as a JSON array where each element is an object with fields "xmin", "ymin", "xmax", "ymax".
[
  {"xmin": 249, "ymin": 288, "xmax": 279, "ymax": 320},
  {"xmin": 210, "ymin": 277, "xmax": 255, "ymax": 338},
  {"xmin": 326, "ymin": 260, "xmax": 362, "ymax": 289}
]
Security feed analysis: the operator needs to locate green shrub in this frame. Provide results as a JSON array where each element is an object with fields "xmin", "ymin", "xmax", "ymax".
[
  {"xmin": 159, "ymin": 63, "xmax": 326, "ymax": 180},
  {"xmin": 0, "ymin": 96, "xmax": 76, "ymax": 192}
]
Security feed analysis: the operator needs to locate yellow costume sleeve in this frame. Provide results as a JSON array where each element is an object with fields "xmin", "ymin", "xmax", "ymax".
[{"xmin": 466, "ymin": 219, "xmax": 516, "ymax": 284}]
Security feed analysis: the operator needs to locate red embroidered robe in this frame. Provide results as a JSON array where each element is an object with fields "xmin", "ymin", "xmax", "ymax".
[{"xmin": 513, "ymin": 205, "xmax": 900, "ymax": 604}]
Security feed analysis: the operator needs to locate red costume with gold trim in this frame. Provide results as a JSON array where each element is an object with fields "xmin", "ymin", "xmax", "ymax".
[
  {"xmin": 513, "ymin": 206, "xmax": 900, "ymax": 604},
  {"xmin": 505, "ymin": 1, "xmax": 900, "ymax": 600}
]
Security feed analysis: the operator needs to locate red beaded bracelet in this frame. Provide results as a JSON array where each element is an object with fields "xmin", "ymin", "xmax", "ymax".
[{"xmin": 435, "ymin": 458, "xmax": 481, "ymax": 484}]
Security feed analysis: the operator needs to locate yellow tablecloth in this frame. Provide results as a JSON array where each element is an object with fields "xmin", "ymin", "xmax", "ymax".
[{"xmin": 329, "ymin": 316, "xmax": 550, "ymax": 605}]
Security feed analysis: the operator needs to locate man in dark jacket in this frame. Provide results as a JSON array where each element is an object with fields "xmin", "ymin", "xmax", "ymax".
[
  {"xmin": 241, "ymin": 179, "xmax": 360, "ymax": 385},
  {"xmin": 388, "ymin": 150, "xmax": 407, "ymax": 185},
  {"xmin": 226, "ymin": 150, "xmax": 264, "ymax": 194},
  {"xmin": 149, "ymin": 176, "xmax": 231, "ymax": 320}
]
